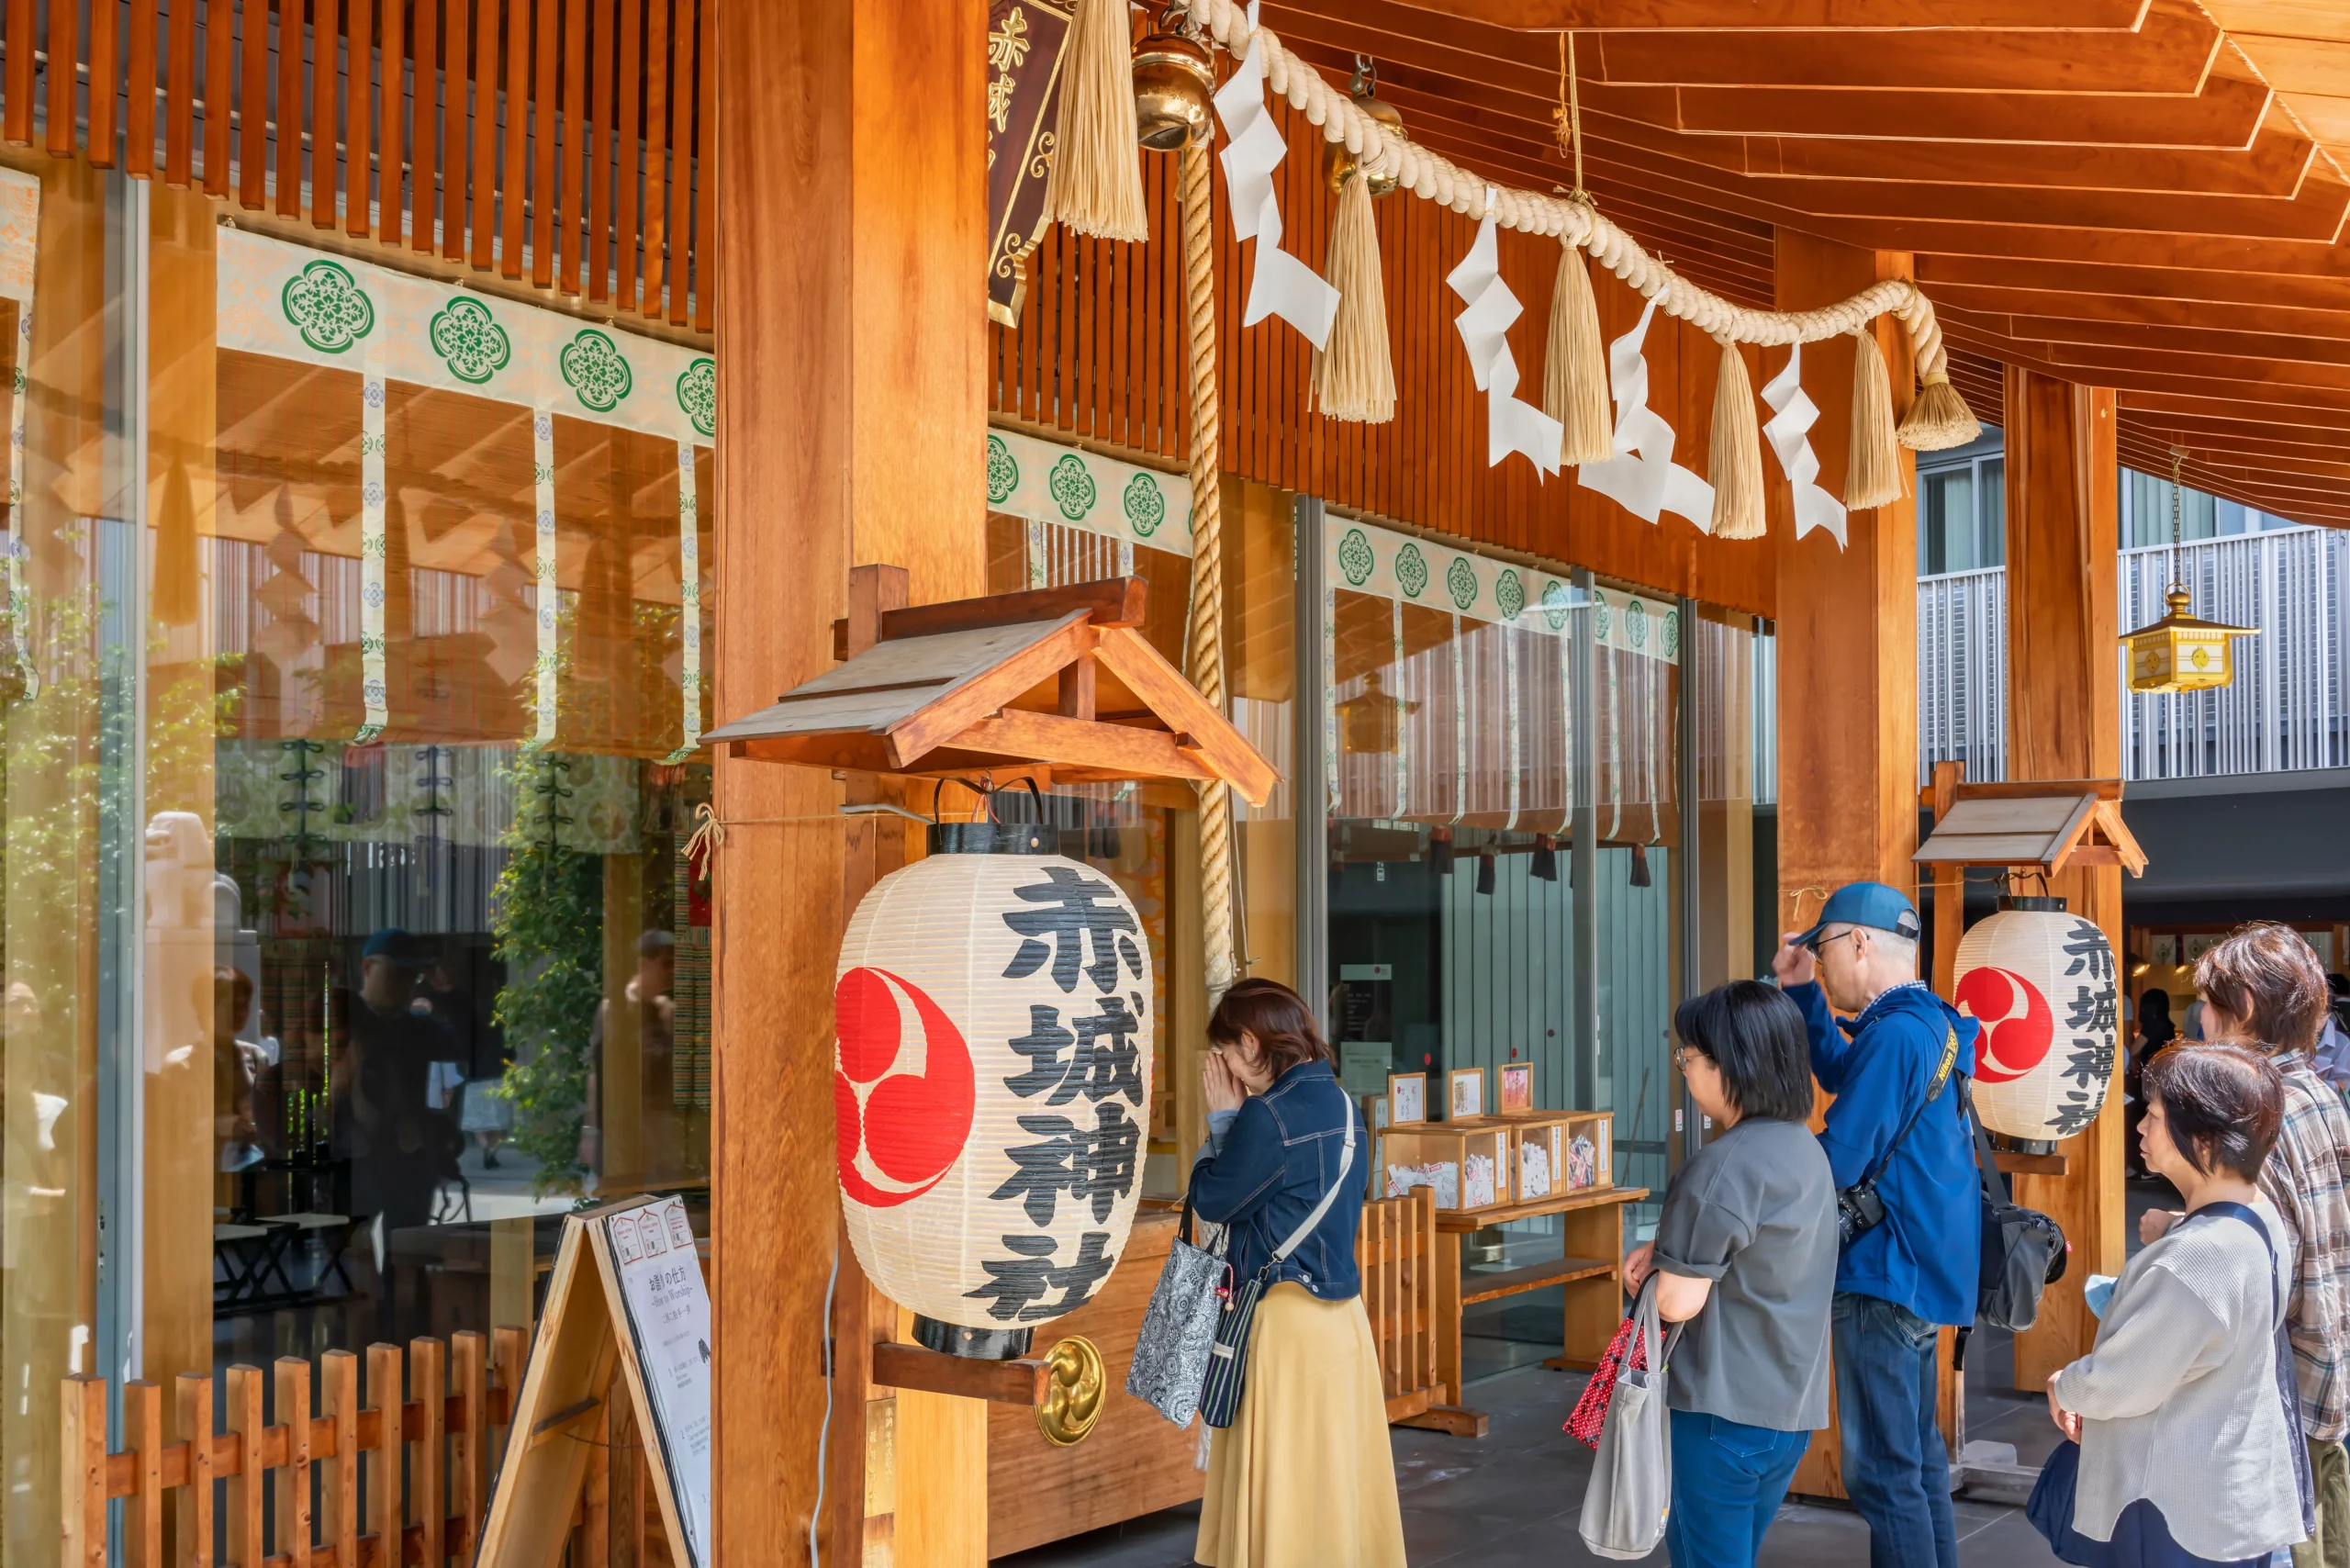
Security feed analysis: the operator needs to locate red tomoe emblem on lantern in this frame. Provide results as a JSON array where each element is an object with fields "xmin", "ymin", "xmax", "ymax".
[
  {"xmin": 1956, "ymin": 966, "xmax": 2056, "ymax": 1085},
  {"xmin": 834, "ymin": 967, "xmax": 977, "ymax": 1208}
]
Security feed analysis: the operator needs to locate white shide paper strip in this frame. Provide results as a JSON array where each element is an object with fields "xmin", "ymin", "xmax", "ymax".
[
  {"xmin": 1761, "ymin": 342, "xmax": 1848, "ymax": 549},
  {"xmin": 1444, "ymin": 207, "xmax": 1563, "ymax": 476},
  {"xmin": 1578, "ymin": 297, "xmax": 1713, "ymax": 530},
  {"xmin": 1214, "ymin": 12, "xmax": 1339, "ymax": 348}
]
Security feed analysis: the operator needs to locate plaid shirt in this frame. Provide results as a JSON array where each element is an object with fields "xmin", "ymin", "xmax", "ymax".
[{"xmin": 2255, "ymin": 1058, "xmax": 2350, "ymax": 1442}]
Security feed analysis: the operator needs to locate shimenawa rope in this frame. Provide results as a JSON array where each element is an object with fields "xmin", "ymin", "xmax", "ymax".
[{"xmin": 1181, "ymin": 0, "xmax": 1980, "ymax": 453}]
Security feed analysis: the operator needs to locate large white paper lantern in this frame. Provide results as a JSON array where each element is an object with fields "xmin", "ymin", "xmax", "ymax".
[
  {"xmin": 834, "ymin": 847, "xmax": 1154, "ymax": 1331},
  {"xmin": 1953, "ymin": 898, "xmax": 2119, "ymax": 1141}
]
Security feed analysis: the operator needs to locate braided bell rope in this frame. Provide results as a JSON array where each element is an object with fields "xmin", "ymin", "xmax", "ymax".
[
  {"xmin": 1182, "ymin": 0, "xmax": 1957, "ymax": 385},
  {"xmin": 1181, "ymin": 140, "xmax": 1238, "ymax": 1008}
]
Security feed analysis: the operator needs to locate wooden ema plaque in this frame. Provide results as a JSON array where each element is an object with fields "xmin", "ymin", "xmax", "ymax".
[{"xmin": 478, "ymin": 1197, "xmax": 712, "ymax": 1568}]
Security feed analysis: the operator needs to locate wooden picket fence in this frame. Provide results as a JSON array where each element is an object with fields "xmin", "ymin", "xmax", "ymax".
[
  {"xmin": 62, "ymin": 1329, "xmax": 533, "ymax": 1568},
  {"xmin": 1355, "ymin": 1186, "xmax": 1441, "ymax": 1424}
]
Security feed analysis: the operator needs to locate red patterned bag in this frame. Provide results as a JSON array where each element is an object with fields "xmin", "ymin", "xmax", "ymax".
[{"xmin": 1565, "ymin": 1311, "xmax": 1651, "ymax": 1450}]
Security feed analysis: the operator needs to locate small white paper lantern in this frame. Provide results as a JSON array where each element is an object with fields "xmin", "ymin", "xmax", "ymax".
[
  {"xmin": 1953, "ymin": 898, "xmax": 2119, "ymax": 1141},
  {"xmin": 835, "ymin": 848, "xmax": 1155, "ymax": 1330}
]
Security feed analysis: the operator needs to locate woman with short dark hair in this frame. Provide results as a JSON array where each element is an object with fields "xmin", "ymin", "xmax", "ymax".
[
  {"xmin": 1189, "ymin": 979, "xmax": 1404, "ymax": 1568},
  {"xmin": 1617, "ymin": 980, "xmax": 1837, "ymax": 1567},
  {"xmin": 2144, "ymin": 924, "xmax": 2350, "ymax": 1567},
  {"xmin": 2047, "ymin": 1044, "xmax": 2308, "ymax": 1566}
]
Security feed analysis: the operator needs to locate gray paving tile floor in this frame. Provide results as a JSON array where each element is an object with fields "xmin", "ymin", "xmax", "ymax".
[
  {"xmin": 997, "ymin": 1351, "xmax": 2067, "ymax": 1567},
  {"xmin": 1000, "ymin": 1177, "xmax": 2188, "ymax": 1566}
]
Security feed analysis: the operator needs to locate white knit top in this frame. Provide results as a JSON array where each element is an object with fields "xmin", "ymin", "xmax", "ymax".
[{"xmin": 2054, "ymin": 1197, "xmax": 2304, "ymax": 1561}]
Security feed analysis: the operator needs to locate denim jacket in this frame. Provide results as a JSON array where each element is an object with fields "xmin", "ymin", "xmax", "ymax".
[{"xmin": 1188, "ymin": 1060, "xmax": 1364, "ymax": 1301}]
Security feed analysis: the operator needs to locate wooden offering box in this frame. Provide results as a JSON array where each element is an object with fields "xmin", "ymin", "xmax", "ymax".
[
  {"xmin": 1560, "ymin": 1111, "xmax": 1613, "ymax": 1193},
  {"xmin": 1498, "ymin": 1110, "xmax": 1614, "ymax": 1201},
  {"xmin": 1381, "ymin": 1122, "xmax": 1510, "ymax": 1214}
]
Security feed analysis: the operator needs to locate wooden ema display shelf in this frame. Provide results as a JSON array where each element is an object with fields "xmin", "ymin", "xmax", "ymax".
[
  {"xmin": 1359, "ymin": 1188, "xmax": 1445, "ymax": 1427},
  {"xmin": 1389, "ymin": 1182, "xmax": 1650, "ymax": 1439}
]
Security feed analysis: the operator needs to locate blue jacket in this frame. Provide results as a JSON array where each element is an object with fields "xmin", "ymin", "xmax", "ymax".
[
  {"xmin": 1189, "ymin": 1060, "xmax": 1363, "ymax": 1301},
  {"xmin": 1793, "ymin": 980, "xmax": 1984, "ymax": 1327}
]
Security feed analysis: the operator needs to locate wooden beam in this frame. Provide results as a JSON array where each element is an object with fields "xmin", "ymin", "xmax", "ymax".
[
  {"xmin": 1611, "ymin": 72, "xmax": 2271, "ymax": 148},
  {"xmin": 715, "ymin": 0, "xmax": 987, "ymax": 1564},
  {"xmin": 1774, "ymin": 231, "xmax": 1920, "ymax": 1504},
  {"xmin": 2001, "ymin": 367, "xmax": 2128, "ymax": 1396},
  {"xmin": 868, "ymin": 1345, "xmax": 1049, "ymax": 1407},
  {"xmin": 1586, "ymin": 4, "xmax": 2219, "ymax": 93},
  {"xmin": 885, "ymin": 575, "xmax": 1148, "ymax": 639},
  {"xmin": 943, "ymin": 709, "xmax": 1218, "ymax": 784},
  {"xmin": 1920, "ymin": 252, "xmax": 2350, "ymax": 311},
  {"xmin": 1427, "ymin": 0, "xmax": 2154, "ymax": 29}
]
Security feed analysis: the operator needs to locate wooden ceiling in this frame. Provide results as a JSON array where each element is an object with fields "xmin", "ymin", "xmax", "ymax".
[{"xmin": 1269, "ymin": 0, "xmax": 2350, "ymax": 527}]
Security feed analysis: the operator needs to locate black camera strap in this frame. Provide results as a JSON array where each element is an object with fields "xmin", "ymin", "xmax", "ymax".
[{"xmin": 1849, "ymin": 1024, "xmax": 1961, "ymax": 1200}]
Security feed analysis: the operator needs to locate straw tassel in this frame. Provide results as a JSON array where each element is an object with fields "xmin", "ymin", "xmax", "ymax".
[
  {"xmin": 1845, "ymin": 325, "xmax": 1906, "ymax": 511},
  {"xmin": 1707, "ymin": 339, "xmax": 1766, "ymax": 540},
  {"xmin": 1310, "ymin": 172, "xmax": 1397, "ymax": 423},
  {"xmin": 1543, "ymin": 242, "xmax": 1613, "ymax": 465},
  {"xmin": 1044, "ymin": 0, "xmax": 1148, "ymax": 241},
  {"xmin": 1898, "ymin": 373, "xmax": 1984, "ymax": 452}
]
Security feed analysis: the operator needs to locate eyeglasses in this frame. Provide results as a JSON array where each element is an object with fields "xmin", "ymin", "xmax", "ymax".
[
  {"xmin": 1804, "ymin": 928, "xmax": 1863, "ymax": 958},
  {"xmin": 1672, "ymin": 1047, "xmax": 1705, "ymax": 1074}
]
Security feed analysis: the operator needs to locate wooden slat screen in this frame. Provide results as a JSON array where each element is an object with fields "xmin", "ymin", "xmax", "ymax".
[
  {"xmin": 990, "ymin": 96, "xmax": 1781, "ymax": 621},
  {"xmin": 4, "ymin": 0, "xmax": 710, "ymax": 331}
]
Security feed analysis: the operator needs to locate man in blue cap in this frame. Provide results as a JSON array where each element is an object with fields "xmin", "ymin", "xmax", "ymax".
[{"xmin": 1774, "ymin": 881, "xmax": 1982, "ymax": 1568}]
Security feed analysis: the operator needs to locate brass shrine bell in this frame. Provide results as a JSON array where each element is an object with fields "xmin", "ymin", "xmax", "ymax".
[
  {"xmin": 1035, "ymin": 1335, "xmax": 1107, "ymax": 1446},
  {"xmin": 1132, "ymin": 25, "xmax": 1214, "ymax": 151},
  {"xmin": 1323, "ymin": 59, "xmax": 1406, "ymax": 196}
]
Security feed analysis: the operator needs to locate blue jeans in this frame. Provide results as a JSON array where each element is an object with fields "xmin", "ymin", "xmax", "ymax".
[
  {"xmin": 1666, "ymin": 1409, "xmax": 1811, "ymax": 1567},
  {"xmin": 1834, "ymin": 1292, "xmax": 1959, "ymax": 1568}
]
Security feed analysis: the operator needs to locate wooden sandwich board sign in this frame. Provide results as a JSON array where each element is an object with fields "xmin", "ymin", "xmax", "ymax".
[{"xmin": 477, "ymin": 1195, "xmax": 713, "ymax": 1568}]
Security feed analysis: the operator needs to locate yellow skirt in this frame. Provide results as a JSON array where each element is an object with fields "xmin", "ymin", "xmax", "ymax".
[{"xmin": 1195, "ymin": 1282, "xmax": 1408, "ymax": 1568}]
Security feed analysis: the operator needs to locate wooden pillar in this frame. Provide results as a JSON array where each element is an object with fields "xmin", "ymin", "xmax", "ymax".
[
  {"xmin": 2002, "ymin": 367, "xmax": 2125, "ymax": 1393},
  {"xmin": 1773, "ymin": 231, "xmax": 1920, "ymax": 1500},
  {"xmin": 713, "ymin": 1, "xmax": 987, "ymax": 1563}
]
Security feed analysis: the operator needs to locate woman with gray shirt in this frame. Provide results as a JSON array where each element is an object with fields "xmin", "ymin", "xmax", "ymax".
[
  {"xmin": 2046, "ymin": 1044, "xmax": 2309, "ymax": 1566},
  {"xmin": 1620, "ymin": 980, "xmax": 1839, "ymax": 1568}
]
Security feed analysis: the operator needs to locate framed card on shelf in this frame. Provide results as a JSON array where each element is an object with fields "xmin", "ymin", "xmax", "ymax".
[
  {"xmin": 1448, "ymin": 1067, "xmax": 1484, "ymax": 1120},
  {"xmin": 1387, "ymin": 1071, "xmax": 1427, "ymax": 1127}
]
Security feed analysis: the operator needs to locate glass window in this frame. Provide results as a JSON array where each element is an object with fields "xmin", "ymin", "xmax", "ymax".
[
  {"xmin": 132, "ymin": 194, "xmax": 722, "ymax": 1397},
  {"xmin": 1319, "ymin": 527, "xmax": 1684, "ymax": 1376},
  {"xmin": 1979, "ymin": 458, "xmax": 2006, "ymax": 567},
  {"xmin": 2124, "ymin": 468, "xmax": 2218, "ymax": 548},
  {"xmin": 1, "ymin": 154, "xmax": 123, "ymax": 1565},
  {"xmin": 1920, "ymin": 466, "xmax": 1976, "ymax": 575}
]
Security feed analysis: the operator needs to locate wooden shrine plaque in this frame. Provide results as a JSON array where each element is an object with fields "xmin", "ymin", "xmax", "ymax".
[{"xmin": 985, "ymin": 0, "xmax": 1074, "ymax": 327}]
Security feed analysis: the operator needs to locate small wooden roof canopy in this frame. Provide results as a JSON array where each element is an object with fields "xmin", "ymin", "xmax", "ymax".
[
  {"xmin": 703, "ymin": 577, "xmax": 1281, "ymax": 806},
  {"xmin": 1912, "ymin": 779, "xmax": 2148, "ymax": 878}
]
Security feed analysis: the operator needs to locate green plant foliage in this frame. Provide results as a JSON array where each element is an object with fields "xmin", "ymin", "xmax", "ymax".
[{"xmin": 490, "ymin": 753, "xmax": 603, "ymax": 1194}]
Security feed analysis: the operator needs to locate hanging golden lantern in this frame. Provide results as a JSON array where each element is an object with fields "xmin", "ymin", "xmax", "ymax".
[
  {"xmin": 1323, "ymin": 56, "xmax": 1406, "ymax": 197},
  {"xmin": 2121, "ymin": 449, "xmax": 2257, "ymax": 693},
  {"xmin": 2123, "ymin": 586, "xmax": 2257, "ymax": 694},
  {"xmin": 1132, "ymin": 14, "xmax": 1214, "ymax": 152}
]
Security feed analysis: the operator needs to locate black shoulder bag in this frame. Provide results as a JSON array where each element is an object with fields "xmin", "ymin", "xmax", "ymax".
[
  {"xmin": 1834, "ymin": 1025, "xmax": 1959, "ymax": 1247},
  {"xmin": 1965, "ymin": 1078, "xmax": 2067, "ymax": 1333}
]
